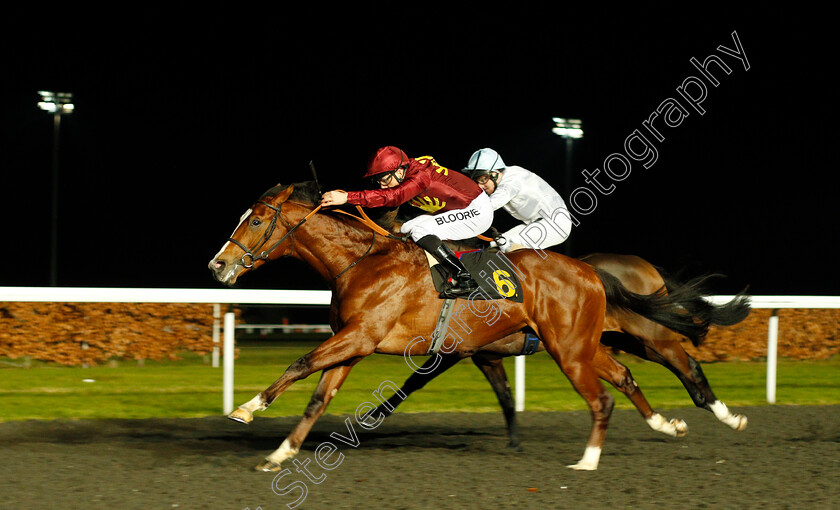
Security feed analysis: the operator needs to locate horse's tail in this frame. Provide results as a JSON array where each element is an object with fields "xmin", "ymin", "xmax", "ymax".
[
  {"xmin": 663, "ymin": 275, "xmax": 753, "ymax": 328},
  {"xmin": 594, "ymin": 268, "xmax": 751, "ymax": 347}
]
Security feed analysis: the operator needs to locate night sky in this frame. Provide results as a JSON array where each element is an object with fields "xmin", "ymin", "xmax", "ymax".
[{"xmin": 1, "ymin": 7, "xmax": 835, "ymax": 296}]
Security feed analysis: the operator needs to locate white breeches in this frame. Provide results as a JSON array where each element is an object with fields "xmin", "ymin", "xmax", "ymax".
[
  {"xmin": 494, "ymin": 214, "xmax": 572, "ymax": 252},
  {"xmin": 400, "ymin": 192, "xmax": 494, "ymax": 242}
]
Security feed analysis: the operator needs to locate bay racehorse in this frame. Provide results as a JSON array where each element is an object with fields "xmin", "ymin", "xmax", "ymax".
[
  {"xmin": 208, "ymin": 181, "xmax": 747, "ymax": 471},
  {"xmin": 371, "ymin": 252, "xmax": 751, "ymax": 449}
]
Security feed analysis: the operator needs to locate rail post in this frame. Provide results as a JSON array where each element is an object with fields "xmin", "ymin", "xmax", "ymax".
[
  {"xmin": 766, "ymin": 309, "xmax": 779, "ymax": 403},
  {"xmin": 223, "ymin": 309, "xmax": 236, "ymax": 415},
  {"xmin": 212, "ymin": 304, "xmax": 221, "ymax": 368},
  {"xmin": 515, "ymin": 356, "xmax": 525, "ymax": 412}
]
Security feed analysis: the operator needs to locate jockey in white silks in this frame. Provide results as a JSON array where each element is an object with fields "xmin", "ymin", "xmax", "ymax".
[{"xmin": 462, "ymin": 148, "xmax": 573, "ymax": 253}]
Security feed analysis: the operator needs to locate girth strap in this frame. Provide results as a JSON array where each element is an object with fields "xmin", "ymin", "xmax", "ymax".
[{"xmin": 520, "ymin": 332, "xmax": 541, "ymax": 355}]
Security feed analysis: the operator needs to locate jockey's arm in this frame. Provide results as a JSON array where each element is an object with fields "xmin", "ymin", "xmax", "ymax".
[
  {"xmin": 346, "ymin": 171, "xmax": 431, "ymax": 208},
  {"xmin": 488, "ymin": 176, "xmax": 520, "ymax": 210}
]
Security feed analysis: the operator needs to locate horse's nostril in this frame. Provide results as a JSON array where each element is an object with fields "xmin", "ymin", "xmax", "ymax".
[{"xmin": 210, "ymin": 259, "xmax": 226, "ymax": 272}]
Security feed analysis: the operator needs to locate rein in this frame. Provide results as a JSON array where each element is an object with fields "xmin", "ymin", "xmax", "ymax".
[
  {"xmin": 336, "ymin": 205, "xmax": 492, "ymax": 242},
  {"xmin": 332, "ymin": 232, "xmax": 376, "ymax": 280},
  {"xmin": 330, "ymin": 190, "xmax": 409, "ymax": 242},
  {"xmin": 227, "ymin": 197, "xmax": 396, "ymax": 280},
  {"xmin": 227, "ymin": 191, "xmax": 489, "ymax": 279},
  {"xmin": 333, "ymin": 206, "xmax": 409, "ymax": 242}
]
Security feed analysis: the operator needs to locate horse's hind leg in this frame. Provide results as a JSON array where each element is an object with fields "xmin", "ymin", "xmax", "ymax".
[
  {"xmin": 370, "ymin": 352, "xmax": 522, "ymax": 449},
  {"xmin": 256, "ymin": 361, "xmax": 357, "ymax": 472},
  {"xmin": 602, "ymin": 325, "xmax": 747, "ymax": 431},
  {"xmin": 592, "ymin": 346, "xmax": 687, "ymax": 437},
  {"xmin": 370, "ymin": 353, "xmax": 463, "ymax": 418},
  {"xmin": 470, "ymin": 353, "xmax": 520, "ymax": 450},
  {"xmin": 651, "ymin": 339, "xmax": 748, "ymax": 431}
]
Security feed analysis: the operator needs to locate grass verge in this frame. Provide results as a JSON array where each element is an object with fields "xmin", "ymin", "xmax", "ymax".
[{"xmin": 1, "ymin": 342, "xmax": 838, "ymax": 421}]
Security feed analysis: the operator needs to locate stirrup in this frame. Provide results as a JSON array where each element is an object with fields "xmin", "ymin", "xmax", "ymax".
[{"xmin": 439, "ymin": 276, "xmax": 478, "ymax": 299}]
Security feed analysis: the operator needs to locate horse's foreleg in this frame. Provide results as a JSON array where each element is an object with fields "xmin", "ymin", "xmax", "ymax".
[
  {"xmin": 592, "ymin": 347, "xmax": 687, "ymax": 437},
  {"xmin": 470, "ymin": 354, "xmax": 520, "ymax": 450},
  {"xmin": 229, "ymin": 329, "xmax": 376, "ymax": 423},
  {"xmin": 370, "ymin": 353, "xmax": 463, "ymax": 418},
  {"xmin": 652, "ymin": 340, "xmax": 748, "ymax": 431},
  {"xmin": 256, "ymin": 362, "xmax": 357, "ymax": 472}
]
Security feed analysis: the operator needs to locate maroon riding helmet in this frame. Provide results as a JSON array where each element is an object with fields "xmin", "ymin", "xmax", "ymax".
[{"xmin": 363, "ymin": 146, "xmax": 409, "ymax": 180}]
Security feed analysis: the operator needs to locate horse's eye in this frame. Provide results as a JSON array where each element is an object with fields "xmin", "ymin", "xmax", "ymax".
[{"xmin": 250, "ymin": 218, "xmax": 262, "ymax": 227}]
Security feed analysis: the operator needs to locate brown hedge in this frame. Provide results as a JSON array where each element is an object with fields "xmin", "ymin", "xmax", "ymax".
[
  {"xmin": 686, "ymin": 308, "xmax": 840, "ymax": 361},
  {"xmin": 0, "ymin": 303, "xmax": 225, "ymax": 366},
  {"xmin": 1, "ymin": 303, "xmax": 838, "ymax": 366}
]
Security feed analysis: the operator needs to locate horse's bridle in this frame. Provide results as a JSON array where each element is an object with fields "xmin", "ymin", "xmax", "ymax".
[
  {"xmin": 225, "ymin": 194, "xmax": 411, "ymax": 279},
  {"xmin": 227, "ymin": 200, "xmax": 308, "ymax": 269}
]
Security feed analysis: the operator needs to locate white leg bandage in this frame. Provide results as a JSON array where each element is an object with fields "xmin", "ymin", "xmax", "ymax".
[{"xmin": 567, "ymin": 446, "xmax": 601, "ymax": 471}]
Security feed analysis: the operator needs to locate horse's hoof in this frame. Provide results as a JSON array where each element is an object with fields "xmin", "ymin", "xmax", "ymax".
[
  {"xmin": 672, "ymin": 419, "xmax": 689, "ymax": 437},
  {"xmin": 358, "ymin": 410, "xmax": 386, "ymax": 428},
  {"xmin": 566, "ymin": 461, "xmax": 598, "ymax": 471},
  {"xmin": 507, "ymin": 442, "xmax": 523, "ymax": 453},
  {"xmin": 255, "ymin": 459, "xmax": 283, "ymax": 472},
  {"xmin": 567, "ymin": 447, "xmax": 601, "ymax": 470},
  {"xmin": 647, "ymin": 413, "xmax": 687, "ymax": 437},
  {"xmin": 733, "ymin": 414, "xmax": 748, "ymax": 431},
  {"xmin": 228, "ymin": 407, "xmax": 253, "ymax": 424}
]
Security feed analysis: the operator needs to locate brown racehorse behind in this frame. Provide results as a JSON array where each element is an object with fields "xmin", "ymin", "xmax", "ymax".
[
  {"xmin": 371, "ymin": 252, "xmax": 752, "ymax": 449},
  {"xmin": 208, "ymin": 181, "xmax": 749, "ymax": 471}
]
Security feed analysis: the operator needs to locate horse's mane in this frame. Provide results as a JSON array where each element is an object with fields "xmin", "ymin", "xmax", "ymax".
[
  {"xmin": 259, "ymin": 180, "xmax": 398, "ymax": 235},
  {"xmin": 261, "ymin": 180, "xmax": 406, "ymax": 231},
  {"xmin": 261, "ymin": 181, "xmax": 322, "ymax": 206}
]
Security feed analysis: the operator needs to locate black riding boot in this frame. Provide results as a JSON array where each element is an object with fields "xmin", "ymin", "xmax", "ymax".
[{"xmin": 416, "ymin": 235, "xmax": 479, "ymax": 299}]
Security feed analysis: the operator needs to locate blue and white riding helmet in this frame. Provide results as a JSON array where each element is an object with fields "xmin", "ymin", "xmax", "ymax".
[{"xmin": 463, "ymin": 148, "xmax": 505, "ymax": 185}]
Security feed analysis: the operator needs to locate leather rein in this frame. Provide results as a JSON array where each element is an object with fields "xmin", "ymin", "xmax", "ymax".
[
  {"xmin": 226, "ymin": 198, "xmax": 408, "ymax": 280},
  {"xmin": 227, "ymin": 193, "xmax": 494, "ymax": 279}
]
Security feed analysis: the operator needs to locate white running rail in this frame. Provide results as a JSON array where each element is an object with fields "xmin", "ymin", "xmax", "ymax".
[
  {"xmin": 0, "ymin": 287, "xmax": 331, "ymax": 414},
  {"xmin": 2, "ymin": 287, "xmax": 839, "ymax": 412}
]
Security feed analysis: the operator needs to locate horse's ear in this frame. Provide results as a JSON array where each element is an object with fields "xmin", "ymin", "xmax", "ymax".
[{"xmin": 276, "ymin": 184, "xmax": 294, "ymax": 202}]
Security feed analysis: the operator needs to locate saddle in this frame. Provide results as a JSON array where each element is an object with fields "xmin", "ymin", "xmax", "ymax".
[
  {"xmin": 423, "ymin": 247, "xmax": 542, "ymax": 355},
  {"xmin": 425, "ymin": 247, "xmax": 524, "ymax": 303}
]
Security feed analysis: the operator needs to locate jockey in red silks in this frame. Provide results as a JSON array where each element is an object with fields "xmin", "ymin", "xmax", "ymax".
[{"xmin": 321, "ymin": 146, "xmax": 493, "ymax": 298}]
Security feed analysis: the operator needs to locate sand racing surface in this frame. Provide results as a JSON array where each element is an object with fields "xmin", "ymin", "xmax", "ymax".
[{"xmin": 1, "ymin": 405, "xmax": 838, "ymax": 509}]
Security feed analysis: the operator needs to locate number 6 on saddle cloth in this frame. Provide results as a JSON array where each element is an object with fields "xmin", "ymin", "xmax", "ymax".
[
  {"xmin": 424, "ymin": 247, "xmax": 529, "ymax": 356},
  {"xmin": 426, "ymin": 248, "xmax": 524, "ymax": 303}
]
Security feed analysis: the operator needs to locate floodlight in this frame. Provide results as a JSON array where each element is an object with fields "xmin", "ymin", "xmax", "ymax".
[
  {"xmin": 552, "ymin": 117, "xmax": 584, "ymax": 138},
  {"xmin": 37, "ymin": 90, "xmax": 75, "ymax": 286}
]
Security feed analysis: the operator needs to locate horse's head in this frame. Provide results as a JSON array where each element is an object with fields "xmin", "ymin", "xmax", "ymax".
[{"xmin": 209, "ymin": 182, "xmax": 315, "ymax": 286}]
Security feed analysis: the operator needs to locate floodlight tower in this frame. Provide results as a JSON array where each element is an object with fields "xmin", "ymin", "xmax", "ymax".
[
  {"xmin": 551, "ymin": 118, "xmax": 583, "ymax": 256},
  {"xmin": 38, "ymin": 91, "xmax": 75, "ymax": 286}
]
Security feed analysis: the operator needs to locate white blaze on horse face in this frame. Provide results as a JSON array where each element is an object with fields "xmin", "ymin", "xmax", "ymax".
[
  {"xmin": 213, "ymin": 208, "xmax": 253, "ymax": 260},
  {"xmin": 212, "ymin": 208, "xmax": 253, "ymax": 281}
]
